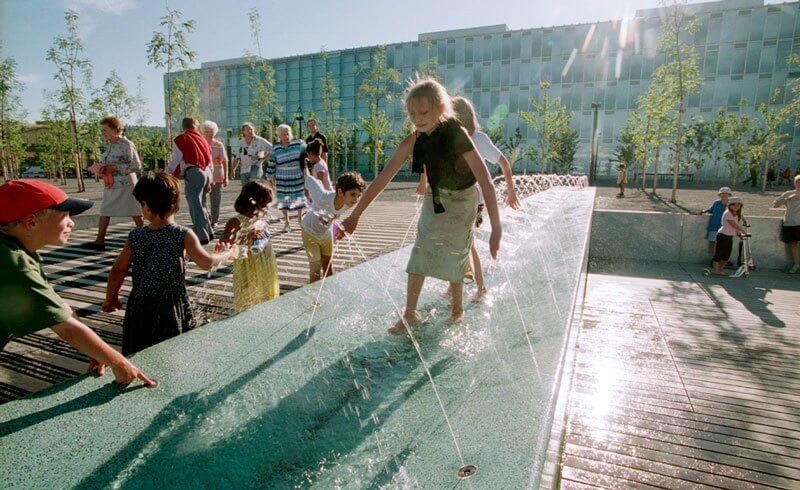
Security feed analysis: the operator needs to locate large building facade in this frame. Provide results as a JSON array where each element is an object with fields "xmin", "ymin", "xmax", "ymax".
[{"xmin": 182, "ymin": 0, "xmax": 800, "ymax": 179}]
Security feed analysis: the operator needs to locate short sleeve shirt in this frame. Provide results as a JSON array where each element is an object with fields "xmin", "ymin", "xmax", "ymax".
[
  {"xmin": 0, "ymin": 234, "xmax": 71, "ymax": 347},
  {"xmin": 776, "ymin": 190, "xmax": 800, "ymax": 226},
  {"xmin": 305, "ymin": 132, "xmax": 329, "ymax": 154},
  {"xmin": 412, "ymin": 119, "xmax": 476, "ymax": 213},
  {"xmin": 470, "ymin": 131, "xmax": 503, "ymax": 164},
  {"xmin": 238, "ymin": 136, "xmax": 273, "ymax": 173},
  {"xmin": 707, "ymin": 200, "xmax": 727, "ymax": 232}
]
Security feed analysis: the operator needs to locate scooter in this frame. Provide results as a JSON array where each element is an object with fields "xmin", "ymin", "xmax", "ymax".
[{"xmin": 730, "ymin": 232, "xmax": 753, "ymax": 279}]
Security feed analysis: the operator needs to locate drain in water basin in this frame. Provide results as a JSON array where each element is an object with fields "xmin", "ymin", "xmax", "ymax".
[{"xmin": 456, "ymin": 464, "xmax": 477, "ymax": 480}]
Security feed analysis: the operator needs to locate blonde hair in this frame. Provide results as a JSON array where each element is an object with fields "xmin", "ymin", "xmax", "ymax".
[
  {"xmin": 451, "ymin": 96, "xmax": 480, "ymax": 135},
  {"xmin": 405, "ymin": 75, "xmax": 453, "ymax": 123}
]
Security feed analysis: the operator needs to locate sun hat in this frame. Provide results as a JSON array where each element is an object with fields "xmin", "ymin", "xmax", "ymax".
[{"xmin": 717, "ymin": 186, "xmax": 732, "ymax": 195}]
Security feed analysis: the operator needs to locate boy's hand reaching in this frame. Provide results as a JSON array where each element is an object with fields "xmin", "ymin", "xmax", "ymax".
[
  {"xmin": 112, "ymin": 359, "xmax": 156, "ymax": 387},
  {"xmin": 337, "ymin": 215, "xmax": 359, "ymax": 240}
]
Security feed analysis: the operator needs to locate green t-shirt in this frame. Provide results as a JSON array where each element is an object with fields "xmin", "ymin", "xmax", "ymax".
[{"xmin": 0, "ymin": 233, "xmax": 71, "ymax": 348}]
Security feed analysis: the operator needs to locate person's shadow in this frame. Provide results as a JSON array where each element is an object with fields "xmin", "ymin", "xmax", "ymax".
[
  {"xmin": 75, "ymin": 324, "xmax": 453, "ymax": 488},
  {"xmin": 0, "ymin": 377, "xmax": 149, "ymax": 437}
]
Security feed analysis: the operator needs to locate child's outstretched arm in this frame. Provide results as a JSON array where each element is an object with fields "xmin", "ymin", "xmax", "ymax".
[
  {"xmin": 464, "ymin": 149, "xmax": 502, "ymax": 258},
  {"xmin": 339, "ymin": 132, "xmax": 416, "ymax": 236},
  {"xmin": 103, "ymin": 240, "xmax": 133, "ymax": 312},
  {"xmin": 496, "ymin": 154, "xmax": 520, "ymax": 209},
  {"xmin": 52, "ymin": 316, "xmax": 154, "ymax": 387},
  {"xmin": 184, "ymin": 230, "xmax": 236, "ymax": 270}
]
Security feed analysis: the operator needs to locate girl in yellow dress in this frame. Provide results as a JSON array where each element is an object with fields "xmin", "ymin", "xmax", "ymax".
[{"xmin": 221, "ymin": 181, "xmax": 280, "ymax": 312}]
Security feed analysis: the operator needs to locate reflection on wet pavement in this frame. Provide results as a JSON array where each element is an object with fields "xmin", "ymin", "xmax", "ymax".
[{"xmin": 558, "ymin": 260, "xmax": 800, "ymax": 489}]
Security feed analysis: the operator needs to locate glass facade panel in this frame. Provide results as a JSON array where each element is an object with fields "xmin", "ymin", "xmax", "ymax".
[{"xmin": 188, "ymin": 1, "xmax": 800, "ymax": 175}]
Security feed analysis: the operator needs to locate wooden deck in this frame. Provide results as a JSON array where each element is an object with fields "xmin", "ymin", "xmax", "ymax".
[{"xmin": 555, "ymin": 259, "xmax": 800, "ymax": 489}]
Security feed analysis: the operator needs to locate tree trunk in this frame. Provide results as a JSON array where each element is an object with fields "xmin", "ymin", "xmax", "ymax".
[
  {"xmin": 652, "ymin": 147, "xmax": 660, "ymax": 194},
  {"xmin": 69, "ymin": 115, "xmax": 85, "ymax": 192},
  {"xmin": 373, "ymin": 145, "xmax": 379, "ymax": 180},
  {"xmin": 670, "ymin": 6, "xmax": 685, "ymax": 205},
  {"xmin": 761, "ymin": 157, "xmax": 769, "ymax": 192}
]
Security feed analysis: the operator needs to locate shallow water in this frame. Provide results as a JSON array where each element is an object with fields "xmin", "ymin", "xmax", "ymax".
[{"xmin": 0, "ymin": 187, "xmax": 595, "ymax": 489}]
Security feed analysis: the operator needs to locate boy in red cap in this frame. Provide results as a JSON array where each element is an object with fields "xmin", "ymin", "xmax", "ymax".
[{"xmin": 0, "ymin": 179, "xmax": 153, "ymax": 387}]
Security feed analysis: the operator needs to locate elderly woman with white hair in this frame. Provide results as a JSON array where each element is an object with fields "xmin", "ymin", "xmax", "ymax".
[
  {"xmin": 201, "ymin": 120, "xmax": 228, "ymax": 227},
  {"xmin": 265, "ymin": 123, "xmax": 306, "ymax": 232}
]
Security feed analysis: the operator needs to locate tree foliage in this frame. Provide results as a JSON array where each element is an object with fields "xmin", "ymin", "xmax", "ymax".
[
  {"xmin": 146, "ymin": 7, "xmax": 196, "ymax": 154},
  {"xmin": 357, "ymin": 45, "xmax": 400, "ymax": 177},
  {"xmin": 655, "ymin": 0, "xmax": 703, "ymax": 201},
  {"xmin": 46, "ymin": 9, "xmax": 91, "ymax": 191},
  {"xmin": 244, "ymin": 8, "xmax": 280, "ymax": 139},
  {"xmin": 0, "ymin": 43, "xmax": 27, "ymax": 180},
  {"xmin": 519, "ymin": 81, "xmax": 572, "ymax": 173}
]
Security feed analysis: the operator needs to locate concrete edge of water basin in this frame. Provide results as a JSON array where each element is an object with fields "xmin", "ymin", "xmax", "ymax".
[{"xmin": 538, "ymin": 187, "xmax": 596, "ymax": 490}]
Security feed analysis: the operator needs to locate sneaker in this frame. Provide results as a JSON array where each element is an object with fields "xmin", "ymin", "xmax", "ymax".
[
  {"xmin": 283, "ymin": 222, "xmax": 292, "ymax": 232},
  {"xmin": 789, "ymin": 264, "xmax": 800, "ymax": 274}
]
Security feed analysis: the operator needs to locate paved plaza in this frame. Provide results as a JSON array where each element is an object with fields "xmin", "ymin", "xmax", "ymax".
[{"xmin": 558, "ymin": 260, "xmax": 799, "ymax": 489}]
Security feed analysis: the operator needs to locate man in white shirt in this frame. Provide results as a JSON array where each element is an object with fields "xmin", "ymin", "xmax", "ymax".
[{"xmin": 233, "ymin": 122, "xmax": 273, "ymax": 184}]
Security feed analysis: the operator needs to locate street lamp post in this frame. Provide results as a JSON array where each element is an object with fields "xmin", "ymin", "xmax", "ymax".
[
  {"xmin": 589, "ymin": 103, "xmax": 601, "ymax": 185},
  {"xmin": 226, "ymin": 128, "xmax": 233, "ymax": 180},
  {"xmin": 295, "ymin": 106, "xmax": 304, "ymax": 141}
]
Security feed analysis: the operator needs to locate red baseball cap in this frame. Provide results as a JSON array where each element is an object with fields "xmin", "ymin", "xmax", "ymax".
[{"xmin": 0, "ymin": 179, "xmax": 94, "ymax": 223}]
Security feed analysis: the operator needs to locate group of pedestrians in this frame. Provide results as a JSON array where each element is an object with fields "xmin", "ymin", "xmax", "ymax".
[{"xmin": 0, "ymin": 77, "xmax": 523, "ymax": 391}]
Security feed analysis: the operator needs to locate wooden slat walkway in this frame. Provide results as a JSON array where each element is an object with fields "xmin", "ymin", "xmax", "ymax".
[
  {"xmin": 557, "ymin": 260, "xmax": 800, "ymax": 490},
  {"xmin": 0, "ymin": 194, "xmax": 420, "ymax": 404}
]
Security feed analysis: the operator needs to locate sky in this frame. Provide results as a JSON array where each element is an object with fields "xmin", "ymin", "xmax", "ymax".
[{"xmin": 0, "ymin": 0, "xmax": 784, "ymax": 125}]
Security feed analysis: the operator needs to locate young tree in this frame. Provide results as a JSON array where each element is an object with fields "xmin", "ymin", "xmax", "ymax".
[
  {"xmin": 357, "ymin": 45, "xmax": 400, "ymax": 178},
  {"xmin": 0, "ymin": 44, "xmax": 27, "ymax": 181},
  {"xmin": 752, "ymin": 87, "xmax": 794, "ymax": 191},
  {"xmin": 244, "ymin": 8, "xmax": 280, "ymax": 139},
  {"xmin": 552, "ymin": 126, "xmax": 579, "ymax": 173},
  {"xmin": 613, "ymin": 126, "xmax": 637, "ymax": 171},
  {"xmin": 683, "ymin": 118, "xmax": 715, "ymax": 184},
  {"xmin": 320, "ymin": 52, "xmax": 347, "ymax": 176},
  {"xmin": 417, "ymin": 39, "xmax": 441, "ymax": 81},
  {"xmin": 719, "ymin": 104, "xmax": 755, "ymax": 188},
  {"xmin": 168, "ymin": 70, "xmax": 200, "ymax": 123},
  {"xmin": 634, "ymin": 82, "xmax": 675, "ymax": 193},
  {"xmin": 519, "ymin": 81, "xmax": 571, "ymax": 173},
  {"xmin": 657, "ymin": 0, "xmax": 703, "ymax": 202},
  {"xmin": 46, "ymin": 9, "xmax": 92, "ymax": 191},
  {"xmin": 146, "ymin": 7, "xmax": 196, "ymax": 160},
  {"xmin": 97, "ymin": 70, "xmax": 136, "ymax": 121},
  {"xmin": 40, "ymin": 100, "xmax": 73, "ymax": 184}
]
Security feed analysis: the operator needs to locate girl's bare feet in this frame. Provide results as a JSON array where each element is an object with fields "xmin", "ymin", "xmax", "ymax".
[
  {"xmin": 470, "ymin": 285, "xmax": 487, "ymax": 303},
  {"xmin": 388, "ymin": 311, "xmax": 419, "ymax": 335},
  {"xmin": 451, "ymin": 307, "xmax": 464, "ymax": 324}
]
